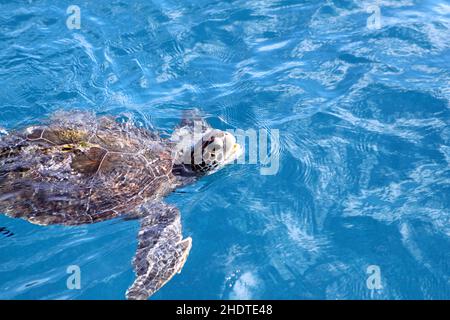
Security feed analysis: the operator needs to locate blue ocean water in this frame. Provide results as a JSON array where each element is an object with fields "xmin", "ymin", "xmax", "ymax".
[{"xmin": 0, "ymin": 0, "xmax": 449, "ymax": 300}]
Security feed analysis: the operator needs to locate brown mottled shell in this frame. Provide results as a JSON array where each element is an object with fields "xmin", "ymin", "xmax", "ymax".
[{"xmin": 0, "ymin": 112, "xmax": 175, "ymax": 225}]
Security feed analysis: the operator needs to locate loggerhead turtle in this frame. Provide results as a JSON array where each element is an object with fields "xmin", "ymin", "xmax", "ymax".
[{"xmin": 0, "ymin": 110, "xmax": 243, "ymax": 300}]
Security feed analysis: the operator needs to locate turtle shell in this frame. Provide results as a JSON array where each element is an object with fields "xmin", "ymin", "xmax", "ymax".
[{"xmin": 0, "ymin": 112, "xmax": 175, "ymax": 225}]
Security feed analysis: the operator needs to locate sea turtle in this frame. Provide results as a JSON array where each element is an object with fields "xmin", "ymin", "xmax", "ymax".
[{"xmin": 0, "ymin": 110, "xmax": 243, "ymax": 300}]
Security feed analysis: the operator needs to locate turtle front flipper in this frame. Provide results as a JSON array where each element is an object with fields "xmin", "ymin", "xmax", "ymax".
[{"xmin": 126, "ymin": 202, "xmax": 192, "ymax": 300}]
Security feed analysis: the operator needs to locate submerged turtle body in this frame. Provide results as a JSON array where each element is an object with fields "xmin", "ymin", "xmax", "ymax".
[
  {"xmin": 0, "ymin": 110, "xmax": 243, "ymax": 300},
  {"xmin": 0, "ymin": 112, "xmax": 173, "ymax": 226}
]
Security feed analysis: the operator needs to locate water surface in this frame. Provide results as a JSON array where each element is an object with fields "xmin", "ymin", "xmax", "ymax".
[{"xmin": 0, "ymin": 0, "xmax": 449, "ymax": 299}]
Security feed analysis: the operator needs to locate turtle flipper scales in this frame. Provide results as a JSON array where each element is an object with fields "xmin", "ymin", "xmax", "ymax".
[{"xmin": 126, "ymin": 202, "xmax": 192, "ymax": 300}]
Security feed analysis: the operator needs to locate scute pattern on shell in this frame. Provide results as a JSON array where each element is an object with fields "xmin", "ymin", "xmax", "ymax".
[{"xmin": 0, "ymin": 111, "xmax": 175, "ymax": 225}]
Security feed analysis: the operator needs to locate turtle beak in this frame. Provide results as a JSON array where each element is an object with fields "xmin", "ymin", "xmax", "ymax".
[{"xmin": 223, "ymin": 133, "xmax": 243, "ymax": 164}]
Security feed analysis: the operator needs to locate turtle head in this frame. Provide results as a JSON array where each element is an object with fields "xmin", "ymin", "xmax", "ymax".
[{"xmin": 175, "ymin": 129, "xmax": 243, "ymax": 175}]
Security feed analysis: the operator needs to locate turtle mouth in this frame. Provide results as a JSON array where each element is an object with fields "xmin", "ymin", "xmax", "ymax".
[{"xmin": 223, "ymin": 142, "xmax": 243, "ymax": 165}]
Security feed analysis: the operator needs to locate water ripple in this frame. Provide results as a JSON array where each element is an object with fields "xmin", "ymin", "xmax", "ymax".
[{"xmin": 0, "ymin": 0, "xmax": 449, "ymax": 299}]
